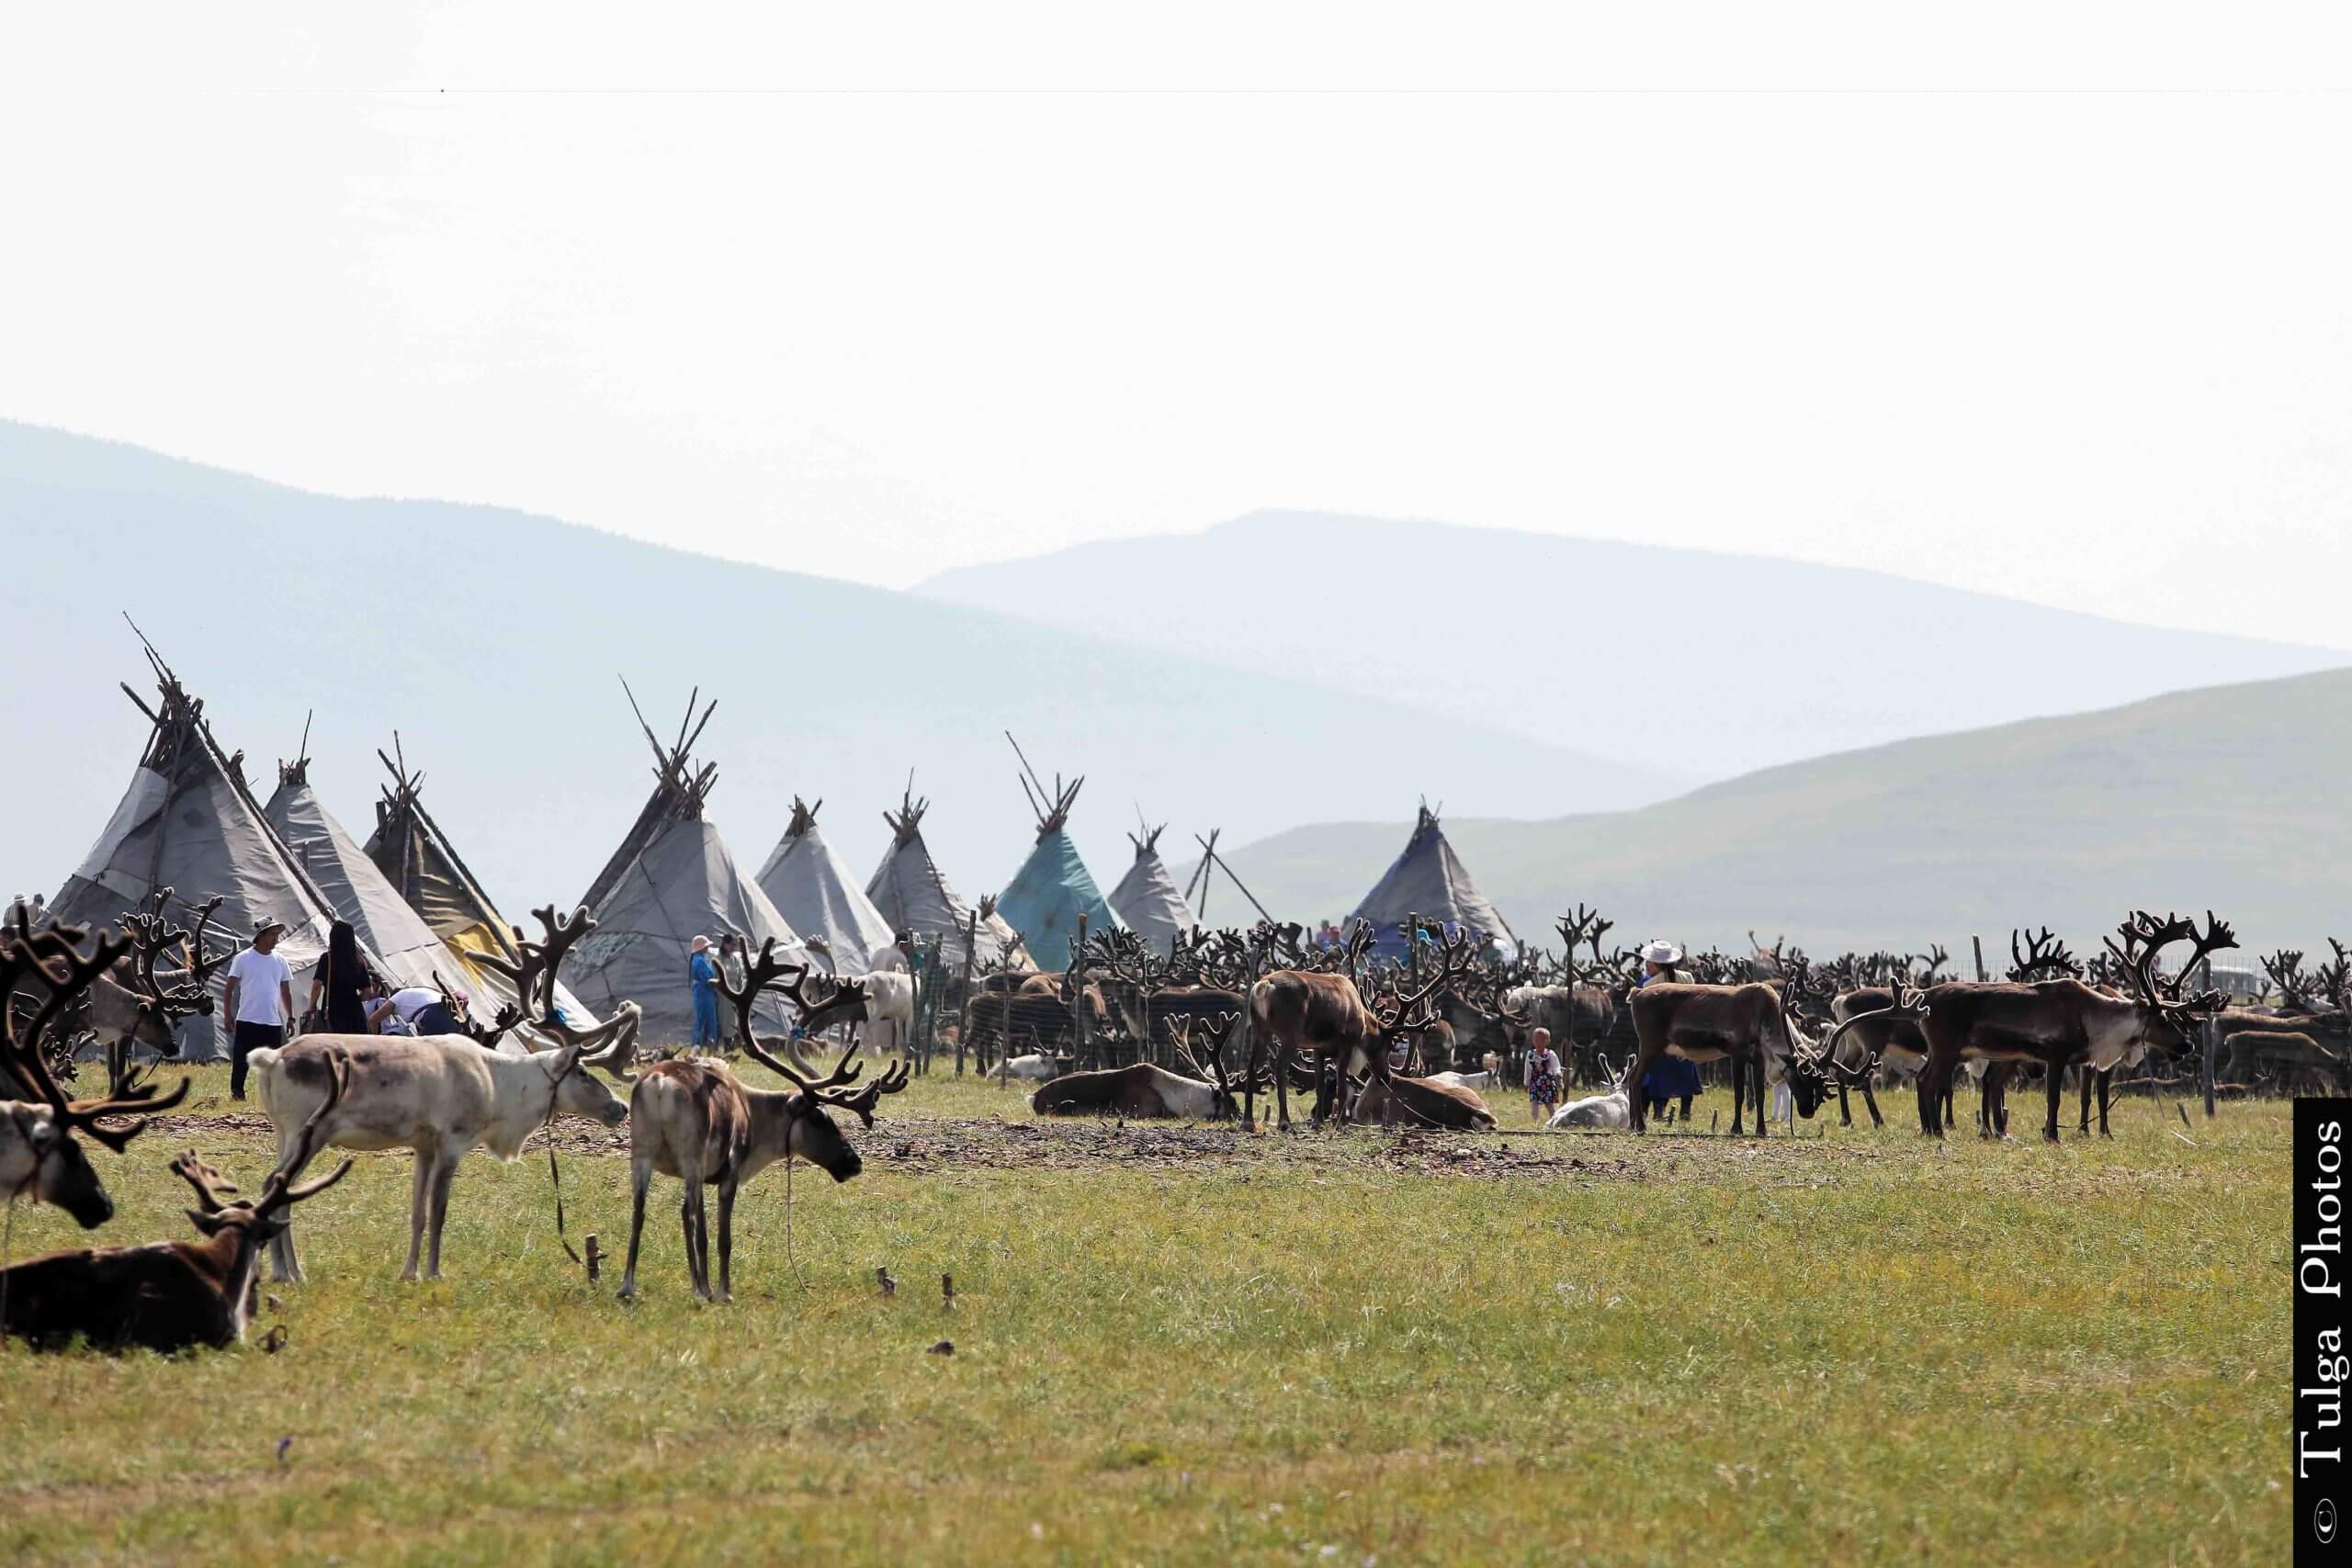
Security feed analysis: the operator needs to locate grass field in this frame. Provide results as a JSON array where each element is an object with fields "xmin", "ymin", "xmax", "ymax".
[{"xmin": 0, "ymin": 1063, "xmax": 2290, "ymax": 1565}]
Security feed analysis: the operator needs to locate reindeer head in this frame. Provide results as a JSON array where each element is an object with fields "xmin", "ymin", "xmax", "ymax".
[
  {"xmin": 3, "ymin": 920, "xmax": 192, "ymax": 1227},
  {"xmin": 2103, "ymin": 910, "xmax": 2236, "ymax": 1051},
  {"xmin": 743, "ymin": 1038, "xmax": 910, "ymax": 1181},
  {"xmin": 1169, "ymin": 1010, "xmax": 1251, "ymax": 1120},
  {"xmin": 170, "ymin": 1048, "xmax": 355, "ymax": 1247},
  {"xmin": 1784, "ymin": 982, "xmax": 1926, "ymax": 1121}
]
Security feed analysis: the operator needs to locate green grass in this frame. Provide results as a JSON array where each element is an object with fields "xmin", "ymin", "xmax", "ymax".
[{"xmin": 0, "ymin": 1065, "xmax": 2290, "ymax": 1565}]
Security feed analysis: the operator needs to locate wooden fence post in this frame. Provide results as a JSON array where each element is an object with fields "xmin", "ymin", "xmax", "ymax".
[
  {"xmin": 2199, "ymin": 957, "xmax": 2218, "ymax": 1118},
  {"xmin": 955, "ymin": 909, "xmax": 979, "ymax": 1077},
  {"xmin": 1970, "ymin": 934, "xmax": 1986, "ymax": 982},
  {"xmin": 1070, "ymin": 913, "xmax": 1091, "ymax": 1071}
]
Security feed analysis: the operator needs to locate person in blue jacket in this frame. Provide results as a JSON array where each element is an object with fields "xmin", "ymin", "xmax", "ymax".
[
  {"xmin": 1634, "ymin": 940, "xmax": 1702, "ymax": 1121},
  {"xmin": 688, "ymin": 933, "xmax": 722, "ymax": 1050}
]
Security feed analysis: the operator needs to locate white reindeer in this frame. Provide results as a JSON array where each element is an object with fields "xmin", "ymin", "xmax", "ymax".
[
  {"xmin": 249, "ymin": 1004, "xmax": 640, "ymax": 1281},
  {"xmin": 1550, "ymin": 1055, "xmax": 1634, "ymax": 1130}
]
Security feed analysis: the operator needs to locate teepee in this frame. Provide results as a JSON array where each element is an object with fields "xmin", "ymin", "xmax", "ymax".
[
  {"xmin": 865, "ymin": 783, "xmax": 1026, "ymax": 973},
  {"xmin": 1107, "ymin": 822, "xmax": 1196, "ymax": 953},
  {"xmin": 263, "ymin": 728, "xmax": 481, "ymax": 1000},
  {"xmin": 992, "ymin": 739, "xmax": 1123, "ymax": 969},
  {"xmin": 1346, "ymin": 802, "xmax": 1519, "ymax": 963},
  {"xmin": 362, "ymin": 735, "xmax": 590, "ymax": 1022},
  {"xmin": 569, "ymin": 687, "xmax": 808, "ymax": 1043},
  {"xmin": 755, "ymin": 796, "xmax": 896, "ymax": 976},
  {"xmin": 48, "ymin": 636, "xmax": 353, "ymax": 1060}
]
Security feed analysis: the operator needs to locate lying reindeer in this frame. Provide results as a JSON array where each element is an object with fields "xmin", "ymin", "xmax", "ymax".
[
  {"xmin": 2, "ymin": 919, "xmax": 190, "ymax": 1230},
  {"xmin": 2, "ymin": 1050, "xmax": 352, "ymax": 1353},
  {"xmin": 1551, "ymin": 1056, "xmax": 1633, "ymax": 1129},
  {"xmin": 1030, "ymin": 1012, "xmax": 1252, "ymax": 1121},
  {"xmin": 1351, "ymin": 1073, "xmax": 1498, "ymax": 1131},
  {"xmin": 617, "ymin": 940, "xmax": 895, "ymax": 1302}
]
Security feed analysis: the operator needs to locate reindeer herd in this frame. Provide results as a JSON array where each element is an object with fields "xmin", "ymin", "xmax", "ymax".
[
  {"xmin": 1014, "ymin": 902, "xmax": 2347, "ymax": 1145},
  {"xmin": 4, "ymin": 883, "xmax": 2343, "ymax": 1356}
]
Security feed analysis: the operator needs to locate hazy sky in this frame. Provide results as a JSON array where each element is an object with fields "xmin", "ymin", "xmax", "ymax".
[{"xmin": 6, "ymin": 6, "xmax": 2349, "ymax": 645}]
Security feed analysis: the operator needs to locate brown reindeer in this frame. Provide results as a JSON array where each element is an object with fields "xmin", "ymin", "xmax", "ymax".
[
  {"xmin": 1351, "ymin": 1073, "xmax": 1498, "ymax": 1131},
  {"xmin": 2, "ymin": 920, "xmax": 191, "ymax": 1230},
  {"xmin": 616, "ymin": 941, "xmax": 901, "ymax": 1302},
  {"xmin": 1246, "ymin": 924, "xmax": 1476, "ymax": 1130},
  {"xmin": 1913, "ymin": 910, "xmax": 2234, "ymax": 1141},
  {"xmin": 1624, "ymin": 980, "xmax": 1815, "ymax": 1136},
  {"xmin": 2, "ymin": 1049, "xmax": 352, "ymax": 1353}
]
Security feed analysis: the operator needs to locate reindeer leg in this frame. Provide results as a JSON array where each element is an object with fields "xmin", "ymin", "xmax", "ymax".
[
  {"xmin": 269, "ymin": 1122, "xmax": 308, "ymax": 1283},
  {"xmin": 684, "ymin": 1182, "xmax": 711, "ymax": 1300},
  {"xmin": 424, "ymin": 1152, "xmax": 460, "ymax": 1280},
  {"xmin": 2097, "ymin": 1068, "xmax": 2114, "ymax": 1137},
  {"xmin": 1836, "ymin": 1077, "xmax": 1853, "ymax": 1128},
  {"xmin": 401, "ymin": 1146, "xmax": 435, "ymax": 1282},
  {"xmin": 2041, "ymin": 1058, "xmax": 2063, "ymax": 1144},
  {"xmin": 617, "ymin": 1158, "xmax": 650, "ymax": 1301},
  {"xmin": 1916, "ymin": 1058, "xmax": 1942, "ymax": 1137},
  {"xmin": 716, "ymin": 1172, "xmax": 738, "ymax": 1303},
  {"xmin": 1860, "ymin": 1076, "xmax": 1883, "ymax": 1129}
]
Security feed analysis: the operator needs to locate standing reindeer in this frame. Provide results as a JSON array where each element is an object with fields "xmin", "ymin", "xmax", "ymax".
[
  {"xmin": 1246, "ymin": 923, "xmax": 1476, "ymax": 1130},
  {"xmin": 250, "ymin": 905, "xmax": 642, "ymax": 1281},
  {"xmin": 1624, "ymin": 976, "xmax": 1821, "ymax": 1136},
  {"xmin": 2, "ymin": 920, "xmax": 191, "ymax": 1229},
  {"xmin": 1913, "ymin": 910, "xmax": 2234, "ymax": 1141},
  {"xmin": 617, "ymin": 940, "xmax": 895, "ymax": 1302}
]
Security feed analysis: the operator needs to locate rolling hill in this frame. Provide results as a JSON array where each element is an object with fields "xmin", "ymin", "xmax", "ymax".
[
  {"xmin": 919, "ymin": 512, "xmax": 2350, "ymax": 782},
  {"xmin": 1204, "ymin": 667, "xmax": 2352, "ymax": 956},
  {"xmin": 0, "ymin": 423, "xmax": 1669, "ymax": 922}
]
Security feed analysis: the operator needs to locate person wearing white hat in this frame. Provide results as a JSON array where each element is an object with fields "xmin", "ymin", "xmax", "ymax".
[
  {"xmin": 223, "ymin": 916, "xmax": 295, "ymax": 1100},
  {"xmin": 1635, "ymin": 941, "xmax": 1701, "ymax": 1121},
  {"xmin": 689, "ymin": 934, "xmax": 722, "ymax": 1051}
]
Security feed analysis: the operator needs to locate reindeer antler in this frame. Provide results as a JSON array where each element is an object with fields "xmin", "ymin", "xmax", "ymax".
[
  {"xmin": 2007, "ymin": 926, "xmax": 2081, "ymax": 982},
  {"xmin": 1, "ymin": 920, "xmax": 191, "ymax": 1152}
]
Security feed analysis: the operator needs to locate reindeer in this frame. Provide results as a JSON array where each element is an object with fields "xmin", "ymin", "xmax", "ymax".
[
  {"xmin": 1, "ymin": 1052, "xmax": 353, "ymax": 1353},
  {"xmin": 1550, "ymin": 1055, "xmax": 1634, "ymax": 1129},
  {"xmin": 1, "ymin": 921, "xmax": 190, "ymax": 1229},
  {"xmin": 1246, "ymin": 923, "xmax": 1476, "ymax": 1130},
  {"xmin": 6, "ymin": 892, "xmax": 220, "ymax": 1089},
  {"xmin": 1031, "ymin": 1011, "xmax": 1252, "ymax": 1119},
  {"xmin": 616, "ymin": 942, "xmax": 899, "ymax": 1302},
  {"xmin": 1912, "ymin": 910, "xmax": 2235, "ymax": 1141},
  {"xmin": 249, "ymin": 905, "xmax": 643, "ymax": 1281},
  {"xmin": 1351, "ymin": 1071, "xmax": 1498, "ymax": 1131},
  {"xmin": 1624, "ymin": 976, "xmax": 1824, "ymax": 1136}
]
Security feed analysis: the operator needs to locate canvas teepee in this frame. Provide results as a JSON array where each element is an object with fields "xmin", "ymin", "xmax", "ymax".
[
  {"xmin": 361, "ymin": 735, "xmax": 591, "ymax": 1022},
  {"xmin": 1346, "ymin": 802, "xmax": 1519, "ymax": 963},
  {"xmin": 1107, "ymin": 822, "xmax": 1196, "ymax": 953},
  {"xmin": 48, "ymin": 636, "xmax": 354, "ymax": 1060},
  {"xmin": 754, "ymin": 796, "xmax": 896, "ymax": 976},
  {"xmin": 865, "ymin": 783, "xmax": 1027, "ymax": 973},
  {"xmin": 263, "ymin": 730, "xmax": 482, "ymax": 1000},
  {"xmin": 569, "ymin": 687, "xmax": 808, "ymax": 1042},
  {"xmin": 992, "ymin": 739, "xmax": 1123, "ymax": 969}
]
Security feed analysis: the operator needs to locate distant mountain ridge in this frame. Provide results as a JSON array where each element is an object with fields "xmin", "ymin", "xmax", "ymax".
[
  {"xmin": 0, "ymin": 423, "xmax": 1668, "ymax": 922},
  {"xmin": 919, "ymin": 511, "xmax": 2349, "ymax": 782},
  {"xmin": 1201, "ymin": 667, "xmax": 2352, "ymax": 955}
]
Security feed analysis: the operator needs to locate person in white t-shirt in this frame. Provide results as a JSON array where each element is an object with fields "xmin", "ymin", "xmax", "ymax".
[
  {"xmin": 223, "ymin": 917, "xmax": 296, "ymax": 1101},
  {"xmin": 369, "ymin": 986, "xmax": 462, "ymax": 1037}
]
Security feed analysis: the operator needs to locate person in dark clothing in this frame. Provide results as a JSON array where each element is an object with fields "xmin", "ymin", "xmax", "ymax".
[{"xmin": 304, "ymin": 919, "xmax": 376, "ymax": 1035}]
